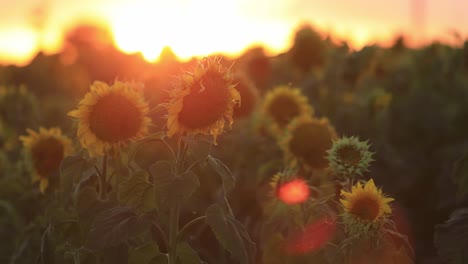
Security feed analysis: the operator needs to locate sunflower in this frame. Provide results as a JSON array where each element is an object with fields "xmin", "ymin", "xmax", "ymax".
[
  {"xmin": 326, "ymin": 136, "xmax": 374, "ymax": 179},
  {"xmin": 340, "ymin": 179, "xmax": 394, "ymax": 224},
  {"xmin": 68, "ymin": 80, "xmax": 151, "ymax": 157},
  {"xmin": 281, "ymin": 116, "xmax": 337, "ymax": 170},
  {"xmin": 232, "ymin": 74, "xmax": 259, "ymax": 119},
  {"xmin": 166, "ymin": 57, "xmax": 240, "ymax": 143},
  {"xmin": 20, "ymin": 127, "xmax": 74, "ymax": 193},
  {"xmin": 261, "ymin": 86, "xmax": 313, "ymax": 136},
  {"xmin": 373, "ymin": 92, "xmax": 393, "ymax": 112}
]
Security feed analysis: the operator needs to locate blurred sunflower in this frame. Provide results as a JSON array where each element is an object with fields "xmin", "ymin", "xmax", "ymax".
[
  {"xmin": 232, "ymin": 74, "xmax": 259, "ymax": 119},
  {"xmin": 20, "ymin": 127, "xmax": 74, "ymax": 193},
  {"xmin": 68, "ymin": 80, "xmax": 151, "ymax": 157},
  {"xmin": 166, "ymin": 57, "xmax": 240, "ymax": 143},
  {"xmin": 326, "ymin": 136, "xmax": 374, "ymax": 178},
  {"xmin": 281, "ymin": 116, "xmax": 337, "ymax": 170},
  {"xmin": 340, "ymin": 179, "xmax": 393, "ymax": 224},
  {"xmin": 373, "ymin": 92, "xmax": 393, "ymax": 111},
  {"xmin": 261, "ymin": 86, "xmax": 313, "ymax": 136}
]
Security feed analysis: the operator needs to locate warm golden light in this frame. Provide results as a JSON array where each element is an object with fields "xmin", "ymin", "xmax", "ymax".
[
  {"xmin": 0, "ymin": 0, "xmax": 467, "ymax": 65},
  {"xmin": 106, "ymin": 0, "xmax": 291, "ymax": 62},
  {"xmin": 277, "ymin": 178, "xmax": 310, "ymax": 205},
  {"xmin": 0, "ymin": 28, "xmax": 38, "ymax": 66}
]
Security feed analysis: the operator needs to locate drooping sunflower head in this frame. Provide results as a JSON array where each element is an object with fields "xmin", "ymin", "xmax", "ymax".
[
  {"xmin": 68, "ymin": 80, "xmax": 151, "ymax": 157},
  {"xmin": 340, "ymin": 179, "xmax": 394, "ymax": 225},
  {"xmin": 20, "ymin": 127, "xmax": 74, "ymax": 193},
  {"xmin": 281, "ymin": 116, "xmax": 337, "ymax": 170},
  {"xmin": 166, "ymin": 57, "xmax": 240, "ymax": 143},
  {"xmin": 326, "ymin": 136, "xmax": 374, "ymax": 179},
  {"xmin": 261, "ymin": 86, "xmax": 313, "ymax": 136},
  {"xmin": 232, "ymin": 74, "xmax": 259, "ymax": 119}
]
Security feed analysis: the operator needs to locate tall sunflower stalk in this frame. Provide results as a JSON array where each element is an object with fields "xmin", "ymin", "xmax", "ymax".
[
  {"xmin": 68, "ymin": 80, "xmax": 151, "ymax": 199},
  {"xmin": 162, "ymin": 57, "xmax": 251, "ymax": 263},
  {"xmin": 59, "ymin": 58, "xmax": 252, "ymax": 263}
]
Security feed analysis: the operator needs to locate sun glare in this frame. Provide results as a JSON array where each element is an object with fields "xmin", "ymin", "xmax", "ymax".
[
  {"xmin": 0, "ymin": 28, "xmax": 38, "ymax": 66},
  {"xmin": 106, "ymin": 0, "xmax": 291, "ymax": 62}
]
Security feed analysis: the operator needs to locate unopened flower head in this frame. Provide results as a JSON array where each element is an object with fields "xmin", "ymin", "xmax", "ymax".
[{"xmin": 326, "ymin": 136, "xmax": 374, "ymax": 179}]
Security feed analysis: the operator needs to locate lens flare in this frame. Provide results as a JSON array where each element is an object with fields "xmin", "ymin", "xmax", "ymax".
[
  {"xmin": 285, "ymin": 216, "xmax": 337, "ymax": 255},
  {"xmin": 277, "ymin": 178, "xmax": 310, "ymax": 204}
]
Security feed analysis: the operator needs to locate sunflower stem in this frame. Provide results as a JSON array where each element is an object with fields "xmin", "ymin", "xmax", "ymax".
[
  {"xmin": 168, "ymin": 137, "xmax": 186, "ymax": 264},
  {"xmin": 168, "ymin": 197, "xmax": 180, "ymax": 264},
  {"xmin": 99, "ymin": 154, "xmax": 108, "ymax": 200}
]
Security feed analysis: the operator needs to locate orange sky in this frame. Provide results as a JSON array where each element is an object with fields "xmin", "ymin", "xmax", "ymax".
[{"xmin": 1, "ymin": 0, "xmax": 467, "ymax": 66}]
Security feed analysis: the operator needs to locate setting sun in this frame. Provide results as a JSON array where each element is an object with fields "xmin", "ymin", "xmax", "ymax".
[
  {"xmin": 106, "ymin": 0, "xmax": 291, "ymax": 62},
  {"xmin": 0, "ymin": 0, "xmax": 467, "ymax": 65},
  {"xmin": 0, "ymin": 28, "xmax": 38, "ymax": 66}
]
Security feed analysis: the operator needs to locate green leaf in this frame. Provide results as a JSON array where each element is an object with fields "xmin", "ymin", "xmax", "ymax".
[
  {"xmin": 38, "ymin": 226, "xmax": 54, "ymax": 264},
  {"xmin": 129, "ymin": 242, "xmax": 160, "ymax": 264},
  {"xmin": 226, "ymin": 216, "xmax": 256, "ymax": 263},
  {"xmin": 452, "ymin": 152, "xmax": 468, "ymax": 198},
  {"xmin": 177, "ymin": 242, "xmax": 204, "ymax": 264},
  {"xmin": 85, "ymin": 206, "xmax": 151, "ymax": 251},
  {"xmin": 149, "ymin": 254, "xmax": 168, "ymax": 264},
  {"xmin": 150, "ymin": 160, "xmax": 174, "ymax": 206},
  {"xmin": 101, "ymin": 243, "xmax": 129, "ymax": 264},
  {"xmin": 434, "ymin": 208, "xmax": 468, "ymax": 264},
  {"xmin": 150, "ymin": 160, "xmax": 175, "ymax": 192},
  {"xmin": 185, "ymin": 137, "xmax": 212, "ymax": 163},
  {"xmin": 150, "ymin": 161, "xmax": 199, "ymax": 203},
  {"xmin": 127, "ymin": 131, "xmax": 171, "ymax": 166},
  {"xmin": 171, "ymin": 171, "xmax": 200, "ymax": 201},
  {"xmin": 76, "ymin": 186, "xmax": 114, "ymax": 233},
  {"xmin": 205, "ymin": 204, "xmax": 249, "ymax": 264},
  {"xmin": 119, "ymin": 171, "xmax": 155, "ymax": 212},
  {"xmin": 206, "ymin": 155, "xmax": 235, "ymax": 194},
  {"xmin": 112, "ymin": 152, "xmax": 130, "ymax": 179},
  {"xmin": 60, "ymin": 152, "xmax": 95, "ymax": 203}
]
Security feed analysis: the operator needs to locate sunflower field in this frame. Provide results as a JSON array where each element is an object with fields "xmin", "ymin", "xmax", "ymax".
[{"xmin": 1, "ymin": 23, "xmax": 468, "ymax": 264}]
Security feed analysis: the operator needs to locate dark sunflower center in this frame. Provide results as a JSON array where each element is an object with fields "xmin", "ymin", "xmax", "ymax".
[
  {"xmin": 268, "ymin": 95, "xmax": 301, "ymax": 127},
  {"xmin": 31, "ymin": 137, "xmax": 64, "ymax": 177},
  {"xmin": 89, "ymin": 93, "xmax": 142, "ymax": 143},
  {"xmin": 178, "ymin": 70, "xmax": 231, "ymax": 129},
  {"xmin": 349, "ymin": 195, "xmax": 380, "ymax": 221},
  {"xmin": 337, "ymin": 145, "xmax": 361, "ymax": 166},
  {"xmin": 289, "ymin": 122, "xmax": 333, "ymax": 169}
]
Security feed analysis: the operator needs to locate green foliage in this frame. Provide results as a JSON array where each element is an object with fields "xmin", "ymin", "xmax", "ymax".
[
  {"xmin": 119, "ymin": 171, "xmax": 155, "ymax": 212},
  {"xmin": 176, "ymin": 242, "xmax": 204, "ymax": 264},
  {"xmin": 452, "ymin": 152, "xmax": 468, "ymax": 198},
  {"xmin": 128, "ymin": 242, "xmax": 162, "ymax": 264},
  {"xmin": 76, "ymin": 187, "xmax": 114, "ymax": 232},
  {"xmin": 85, "ymin": 206, "xmax": 151, "ymax": 251},
  {"xmin": 290, "ymin": 24, "xmax": 326, "ymax": 73},
  {"xmin": 434, "ymin": 208, "xmax": 468, "ymax": 264},
  {"xmin": 206, "ymin": 155, "xmax": 235, "ymax": 194},
  {"xmin": 60, "ymin": 151, "xmax": 96, "ymax": 203},
  {"xmin": 5, "ymin": 22, "xmax": 468, "ymax": 263},
  {"xmin": 205, "ymin": 204, "xmax": 252, "ymax": 264}
]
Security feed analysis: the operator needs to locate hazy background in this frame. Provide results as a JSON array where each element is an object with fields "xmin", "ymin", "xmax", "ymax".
[{"xmin": 1, "ymin": 0, "xmax": 467, "ymax": 65}]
